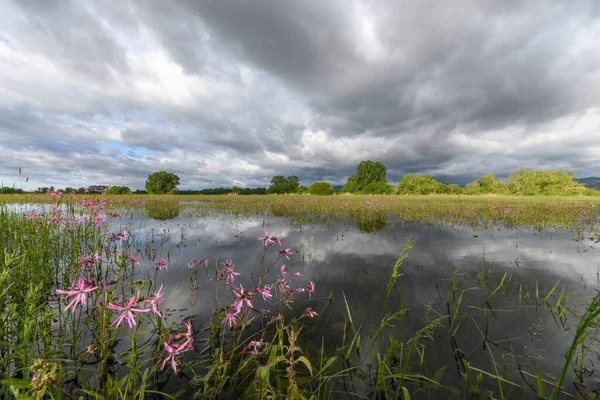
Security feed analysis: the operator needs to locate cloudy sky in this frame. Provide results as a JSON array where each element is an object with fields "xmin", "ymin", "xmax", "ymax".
[{"xmin": 1, "ymin": 0, "xmax": 599, "ymax": 190}]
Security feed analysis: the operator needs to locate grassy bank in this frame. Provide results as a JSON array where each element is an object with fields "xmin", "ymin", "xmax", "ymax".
[{"xmin": 2, "ymin": 193, "xmax": 600, "ymax": 229}]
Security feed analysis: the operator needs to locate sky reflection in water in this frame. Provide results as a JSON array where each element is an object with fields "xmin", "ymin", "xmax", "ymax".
[{"xmin": 113, "ymin": 213, "xmax": 599, "ymax": 393}]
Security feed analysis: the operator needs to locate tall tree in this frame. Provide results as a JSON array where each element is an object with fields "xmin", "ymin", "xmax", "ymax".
[
  {"xmin": 267, "ymin": 175, "xmax": 300, "ymax": 194},
  {"xmin": 356, "ymin": 161, "xmax": 387, "ymax": 189},
  {"xmin": 342, "ymin": 161, "xmax": 387, "ymax": 193},
  {"xmin": 396, "ymin": 174, "xmax": 441, "ymax": 194},
  {"xmin": 145, "ymin": 171, "xmax": 180, "ymax": 194}
]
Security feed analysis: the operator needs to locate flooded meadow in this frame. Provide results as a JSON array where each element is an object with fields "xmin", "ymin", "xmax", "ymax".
[{"xmin": 2, "ymin": 194, "xmax": 600, "ymax": 399}]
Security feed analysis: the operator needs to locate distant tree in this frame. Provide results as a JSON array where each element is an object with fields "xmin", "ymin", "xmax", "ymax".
[
  {"xmin": 296, "ymin": 186, "xmax": 309, "ymax": 194},
  {"xmin": 342, "ymin": 161, "xmax": 387, "ymax": 193},
  {"xmin": 361, "ymin": 181, "xmax": 394, "ymax": 194},
  {"xmin": 464, "ymin": 174, "xmax": 506, "ymax": 195},
  {"xmin": 507, "ymin": 169, "xmax": 582, "ymax": 195},
  {"xmin": 0, "ymin": 186, "xmax": 24, "ymax": 194},
  {"xmin": 267, "ymin": 175, "xmax": 300, "ymax": 194},
  {"xmin": 356, "ymin": 161, "xmax": 387, "ymax": 188},
  {"xmin": 145, "ymin": 171, "xmax": 180, "ymax": 195},
  {"xmin": 396, "ymin": 174, "xmax": 441, "ymax": 195},
  {"xmin": 232, "ymin": 186, "xmax": 241, "ymax": 195},
  {"xmin": 341, "ymin": 176, "xmax": 359, "ymax": 193},
  {"xmin": 445, "ymin": 184, "xmax": 464, "ymax": 195},
  {"xmin": 309, "ymin": 182, "xmax": 335, "ymax": 195},
  {"xmin": 106, "ymin": 186, "xmax": 132, "ymax": 195}
]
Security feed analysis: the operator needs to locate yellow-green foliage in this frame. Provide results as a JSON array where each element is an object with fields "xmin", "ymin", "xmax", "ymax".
[
  {"xmin": 308, "ymin": 182, "xmax": 334, "ymax": 196},
  {"xmin": 507, "ymin": 169, "xmax": 582, "ymax": 195},
  {"xmin": 464, "ymin": 174, "xmax": 506, "ymax": 194}
]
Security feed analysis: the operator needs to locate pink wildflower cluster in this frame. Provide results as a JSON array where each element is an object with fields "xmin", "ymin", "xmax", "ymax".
[
  {"xmin": 106, "ymin": 285, "xmax": 164, "ymax": 328},
  {"xmin": 26, "ymin": 212, "xmax": 41, "ymax": 220},
  {"xmin": 218, "ymin": 230, "xmax": 316, "ymax": 332},
  {"xmin": 276, "ymin": 265, "xmax": 315, "ymax": 304},
  {"xmin": 47, "ymin": 189, "xmax": 63, "ymax": 198},
  {"xmin": 56, "ymin": 277, "xmax": 164, "ymax": 329},
  {"xmin": 81, "ymin": 197, "xmax": 112, "ymax": 210},
  {"xmin": 161, "ymin": 321, "xmax": 194, "ymax": 373}
]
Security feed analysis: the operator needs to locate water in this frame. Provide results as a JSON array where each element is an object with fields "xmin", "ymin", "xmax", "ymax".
[{"xmin": 113, "ymin": 212, "xmax": 600, "ymax": 397}]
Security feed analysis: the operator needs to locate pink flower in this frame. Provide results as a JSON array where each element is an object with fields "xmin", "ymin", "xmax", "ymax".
[
  {"xmin": 161, "ymin": 342, "xmax": 178, "ymax": 373},
  {"xmin": 243, "ymin": 340, "xmax": 265, "ymax": 356},
  {"xmin": 233, "ymin": 284, "xmax": 254, "ymax": 313},
  {"xmin": 56, "ymin": 278, "xmax": 98, "ymax": 312},
  {"xmin": 280, "ymin": 265, "xmax": 289, "ymax": 276},
  {"xmin": 222, "ymin": 304, "xmax": 238, "ymax": 328},
  {"xmin": 161, "ymin": 321, "xmax": 194, "ymax": 373},
  {"xmin": 270, "ymin": 233, "xmax": 282, "ymax": 246},
  {"xmin": 107, "ymin": 296, "xmax": 151, "ymax": 328},
  {"xmin": 156, "ymin": 259, "xmax": 168, "ymax": 271},
  {"xmin": 304, "ymin": 281, "xmax": 316, "ymax": 298},
  {"xmin": 78, "ymin": 253, "xmax": 101, "ymax": 268},
  {"xmin": 106, "ymin": 231, "xmax": 128, "ymax": 243},
  {"xmin": 169, "ymin": 321, "xmax": 194, "ymax": 353},
  {"xmin": 220, "ymin": 260, "xmax": 240, "ymax": 285},
  {"xmin": 254, "ymin": 285, "xmax": 272, "ymax": 301},
  {"xmin": 278, "ymin": 247, "xmax": 293, "ymax": 260},
  {"xmin": 127, "ymin": 253, "xmax": 140, "ymax": 264},
  {"xmin": 144, "ymin": 284, "xmax": 165, "ymax": 317},
  {"xmin": 301, "ymin": 307, "xmax": 318, "ymax": 318},
  {"xmin": 258, "ymin": 229, "xmax": 275, "ymax": 248},
  {"xmin": 258, "ymin": 229, "xmax": 282, "ymax": 248}
]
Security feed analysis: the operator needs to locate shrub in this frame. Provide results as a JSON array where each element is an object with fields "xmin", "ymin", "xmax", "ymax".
[
  {"xmin": 106, "ymin": 186, "xmax": 132, "ymax": 195},
  {"xmin": 361, "ymin": 181, "xmax": 394, "ymax": 194},
  {"xmin": 308, "ymin": 182, "xmax": 334, "ymax": 196}
]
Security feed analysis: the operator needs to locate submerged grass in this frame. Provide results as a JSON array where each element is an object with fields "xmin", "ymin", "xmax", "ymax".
[
  {"xmin": 2, "ymin": 193, "xmax": 600, "ymax": 231},
  {"xmin": 0, "ymin": 193, "xmax": 599, "ymax": 398}
]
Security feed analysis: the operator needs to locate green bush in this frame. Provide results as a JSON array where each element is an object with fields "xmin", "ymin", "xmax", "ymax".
[
  {"xmin": 308, "ymin": 181, "xmax": 335, "ymax": 196},
  {"xmin": 396, "ymin": 174, "xmax": 441, "ymax": 195},
  {"xmin": 361, "ymin": 181, "xmax": 394, "ymax": 194},
  {"xmin": 105, "ymin": 186, "xmax": 132, "ymax": 195}
]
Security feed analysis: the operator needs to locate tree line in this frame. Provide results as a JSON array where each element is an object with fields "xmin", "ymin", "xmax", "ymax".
[{"xmin": 3, "ymin": 165, "xmax": 597, "ymax": 196}]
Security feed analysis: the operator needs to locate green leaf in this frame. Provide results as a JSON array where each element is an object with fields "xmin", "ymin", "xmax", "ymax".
[{"xmin": 297, "ymin": 356, "xmax": 313, "ymax": 376}]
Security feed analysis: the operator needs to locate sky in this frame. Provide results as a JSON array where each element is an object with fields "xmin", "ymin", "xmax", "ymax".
[{"xmin": 1, "ymin": 0, "xmax": 599, "ymax": 190}]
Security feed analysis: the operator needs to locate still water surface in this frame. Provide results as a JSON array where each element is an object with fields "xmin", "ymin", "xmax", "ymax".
[{"xmin": 112, "ymin": 211, "xmax": 600, "ymax": 396}]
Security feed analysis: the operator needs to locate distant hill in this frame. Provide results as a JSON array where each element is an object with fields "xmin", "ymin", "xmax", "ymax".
[{"xmin": 576, "ymin": 177, "xmax": 600, "ymax": 189}]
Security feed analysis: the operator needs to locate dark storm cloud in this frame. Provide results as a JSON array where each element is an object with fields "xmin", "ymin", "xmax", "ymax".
[
  {"xmin": 7, "ymin": 0, "xmax": 130, "ymax": 81},
  {"xmin": 185, "ymin": 0, "xmax": 600, "ymax": 132},
  {"xmin": 0, "ymin": 0, "xmax": 599, "ymax": 189}
]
